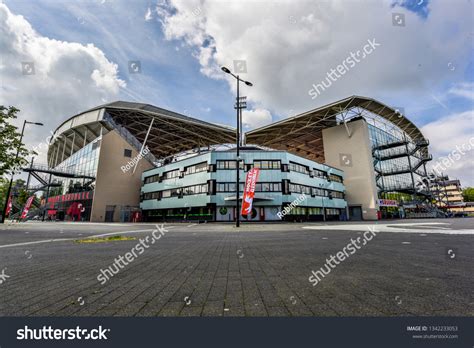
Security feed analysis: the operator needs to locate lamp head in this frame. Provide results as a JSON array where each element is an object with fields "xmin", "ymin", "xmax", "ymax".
[{"xmin": 221, "ymin": 66, "xmax": 231, "ymax": 74}]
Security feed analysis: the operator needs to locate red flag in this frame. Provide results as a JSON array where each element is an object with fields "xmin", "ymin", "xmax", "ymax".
[
  {"xmin": 20, "ymin": 196, "xmax": 35, "ymax": 219},
  {"xmin": 241, "ymin": 168, "xmax": 260, "ymax": 216},
  {"xmin": 5, "ymin": 195, "xmax": 12, "ymax": 217}
]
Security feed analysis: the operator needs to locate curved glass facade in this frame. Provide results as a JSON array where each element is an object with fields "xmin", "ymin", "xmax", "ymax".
[{"xmin": 54, "ymin": 136, "xmax": 101, "ymax": 195}]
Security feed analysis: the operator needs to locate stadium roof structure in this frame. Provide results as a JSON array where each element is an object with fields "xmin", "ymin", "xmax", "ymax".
[
  {"xmin": 47, "ymin": 97, "xmax": 429, "ymax": 168},
  {"xmin": 47, "ymin": 101, "xmax": 236, "ymax": 167},
  {"xmin": 245, "ymin": 95, "xmax": 429, "ymax": 162}
]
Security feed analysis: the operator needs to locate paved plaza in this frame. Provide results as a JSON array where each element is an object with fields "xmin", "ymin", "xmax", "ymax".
[{"xmin": 0, "ymin": 219, "xmax": 472, "ymax": 317}]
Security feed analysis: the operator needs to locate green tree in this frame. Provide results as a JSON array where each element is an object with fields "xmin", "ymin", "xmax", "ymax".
[
  {"xmin": 0, "ymin": 106, "xmax": 31, "ymax": 178},
  {"xmin": 0, "ymin": 178, "xmax": 29, "ymax": 211},
  {"xmin": 462, "ymin": 187, "xmax": 474, "ymax": 202}
]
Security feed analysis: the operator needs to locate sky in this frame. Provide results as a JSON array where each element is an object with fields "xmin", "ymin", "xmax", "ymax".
[{"xmin": 1, "ymin": 0, "xmax": 473, "ymax": 185}]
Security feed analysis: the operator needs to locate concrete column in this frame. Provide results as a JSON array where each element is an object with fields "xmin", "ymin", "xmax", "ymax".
[{"xmin": 323, "ymin": 119, "xmax": 379, "ymax": 220}]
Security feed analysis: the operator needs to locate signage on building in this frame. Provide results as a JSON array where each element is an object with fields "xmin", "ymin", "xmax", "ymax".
[
  {"xmin": 378, "ymin": 199, "xmax": 399, "ymax": 207},
  {"xmin": 47, "ymin": 191, "xmax": 93, "ymax": 204},
  {"xmin": 21, "ymin": 196, "xmax": 35, "ymax": 219},
  {"xmin": 241, "ymin": 168, "xmax": 260, "ymax": 216}
]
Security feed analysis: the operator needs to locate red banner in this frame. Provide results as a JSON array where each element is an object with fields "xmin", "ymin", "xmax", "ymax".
[
  {"xmin": 241, "ymin": 168, "xmax": 260, "ymax": 216},
  {"xmin": 21, "ymin": 196, "xmax": 35, "ymax": 219},
  {"xmin": 5, "ymin": 195, "xmax": 12, "ymax": 217}
]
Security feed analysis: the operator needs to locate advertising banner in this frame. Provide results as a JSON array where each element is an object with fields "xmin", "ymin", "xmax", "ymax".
[
  {"xmin": 5, "ymin": 195, "xmax": 12, "ymax": 217},
  {"xmin": 20, "ymin": 196, "xmax": 35, "ymax": 219},
  {"xmin": 378, "ymin": 199, "xmax": 399, "ymax": 207},
  {"xmin": 241, "ymin": 168, "xmax": 260, "ymax": 216}
]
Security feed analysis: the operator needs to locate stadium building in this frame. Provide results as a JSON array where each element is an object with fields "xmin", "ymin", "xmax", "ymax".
[
  {"xmin": 23, "ymin": 96, "xmax": 434, "ymax": 222},
  {"xmin": 140, "ymin": 145, "xmax": 346, "ymax": 222}
]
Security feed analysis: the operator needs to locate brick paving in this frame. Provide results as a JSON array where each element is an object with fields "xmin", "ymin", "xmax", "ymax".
[{"xmin": 0, "ymin": 220, "xmax": 473, "ymax": 316}]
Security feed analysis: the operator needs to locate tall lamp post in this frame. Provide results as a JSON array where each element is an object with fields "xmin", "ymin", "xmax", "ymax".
[
  {"xmin": 1, "ymin": 120, "xmax": 43, "ymax": 223},
  {"xmin": 221, "ymin": 66, "xmax": 253, "ymax": 228}
]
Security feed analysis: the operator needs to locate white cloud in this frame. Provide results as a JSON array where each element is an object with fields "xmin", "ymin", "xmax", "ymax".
[
  {"xmin": 448, "ymin": 82, "xmax": 474, "ymax": 101},
  {"xmin": 156, "ymin": 0, "xmax": 472, "ymax": 116},
  {"xmin": 0, "ymin": 3, "xmax": 125, "ymax": 161},
  {"xmin": 242, "ymin": 108, "xmax": 272, "ymax": 129},
  {"xmin": 145, "ymin": 7, "xmax": 153, "ymax": 21},
  {"xmin": 422, "ymin": 110, "xmax": 474, "ymax": 186},
  {"xmin": 156, "ymin": 0, "xmax": 473, "ymax": 185}
]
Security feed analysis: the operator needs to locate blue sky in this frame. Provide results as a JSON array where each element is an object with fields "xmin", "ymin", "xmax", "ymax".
[
  {"xmin": 3, "ymin": 0, "xmax": 236, "ymax": 126},
  {"xmin": 1, "ymin": 0, "xmax": 473, "ymax": 184}
]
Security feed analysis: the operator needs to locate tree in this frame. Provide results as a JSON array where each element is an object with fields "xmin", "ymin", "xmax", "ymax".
[
  {"xmin": 0, "ymin": 106, "xmax": 31, "ymax": 178},
  {"xmin": 0, "ymin": 178, "xmax": 28, "ymax": 212},
  {"xmin": 462, "ymin": 187, "xmax": 474, "ymax": 202}
]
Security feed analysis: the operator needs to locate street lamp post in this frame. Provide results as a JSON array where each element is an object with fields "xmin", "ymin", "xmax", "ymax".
[
  {"xmin": 221, "ymin": 66, "xmax": 253, "ymax": 228},
  {"xmin": 1, "ymin": 120, "xmax": 43, "ymax": 223}
]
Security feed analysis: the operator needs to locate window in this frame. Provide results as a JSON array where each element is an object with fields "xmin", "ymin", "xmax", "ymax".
[
  {"xmin": 329, "ymin": 191, "xmax": 344, "ymax": 199},
  {"xmin": 289, "ymin": 162, "xmax": 309, "ymax": 175},
  {"xmin": 160, "ymin": 184, "xmax": 208, "ymax": 199},
  {"xmin": 183, "ymin": 183, "xmax": 208, "ymax": 195},
  {"xmin": 144, "ymin": 174, "xmax": 160, "ymax": 184},
  {"xmin": 124, "ymin": 149, "xmax": 132, "ymax": 158},
  {"xmin": 216, "ymin": 160, "xmax": 244, "ymax": 170},
  {"xmin": 312, "ymin": 187, "xmax": 326, "ymax": 196},
  {"xmin": 143, "ymin": 191, "xmax": 160, "ymax": 200},
  {"xmin": 216, "ymin": 182, "xmax": 244, "ymax": 192},
  {"xmin": 254, "ymin": 182, "xmax": 281, "ymax": 192},
  {"xmin": 313, "ymin": 169, "xmax": 327, "ymax": 178},
  {"xmin": 289, "ymin": 183, "xmax": 311, "ymax": 194},
  {"xmin": 329, "ymin": 174, "xmax": 343, "ymax": 183},
  {"xmin": 163, "ymin": 169, "xmax": 180, "ymax": 180},
  {"xmin": 326, "ymin": 208, "xmax": 340, "ymax": 215},
  {"xmin": 91, "ymin": 140, "xmax": 101, "ymax": 150},
  {"xmin": 185, "ymin": 162, "xmax": 208, "ymax": 175},
  {"xmin": 254, "ymin": 160, "xmax": 281, "ymax": 170},
  {"xmin": 308, "ymin": 207, "xmax": 323, "ymax": 215}
]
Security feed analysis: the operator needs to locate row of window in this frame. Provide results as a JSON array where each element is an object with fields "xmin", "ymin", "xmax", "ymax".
[
  {"xmin": 216, "ymin": 160, "xmax": 244, "ymax": 170},
  {"xmin": 217, "ymin": 182, "xmax": 282, "ymax": 193},
  {"xmin": 143, "ymin": 160, "xmax": 343, "ymax": 184},
  {"xmin": 185, "ymin": 161, "xmax": 208, "ymax": 175},
  {"xmin": 289, "ymin": 161, "xmax": 309, "ymax": 175},
  {"xmin": 254, "ymin": 160, "xmax": 281, "ymax": 169},
  {"xmin": 143, "ymin": 183, "xmax": 208, "ymax": 200},
  {"xmin": 143, "ymin": 181, "xmax": 344, "ymax": 201},
  {"xmin": 215, "ymin": 161, "xmax": 343, "ymax": 183},
  {"xmin": 289, "ymin": 183, "xmax": 344, "ymax": 199},
  {"xmin": 287, "ymin": 207, "xmax": 341, "ymax": 215},
  {"xmin": 144, "ymin": 162, "xmax": 209, "ymax": 184}
]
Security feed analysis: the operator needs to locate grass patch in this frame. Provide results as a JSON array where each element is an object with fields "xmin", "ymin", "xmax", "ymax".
[{"xmin": 75, "ymin": 235, "xmax": 136, "ymax": 244}]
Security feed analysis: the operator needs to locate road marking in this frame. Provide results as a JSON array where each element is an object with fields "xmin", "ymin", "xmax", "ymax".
[
  {"xmin": 303, "ymin": 222, "xmax": 474, "ymax": 235},
  {"xmin": 0, "ymin": 226, "xmax": 176, "ymax": 249},
  {"xmin": 0, "ymin": 238, "xmax": 74, "ymax": 249}
]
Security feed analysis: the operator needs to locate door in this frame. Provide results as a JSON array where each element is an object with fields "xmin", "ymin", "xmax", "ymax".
[
  {"xmin": 349, "ymin": 206, "xmax": 363, "ymax": 221},
  {"xmin": 105, "ymin": 205, "xmax": 115, "ymax": 222}
]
